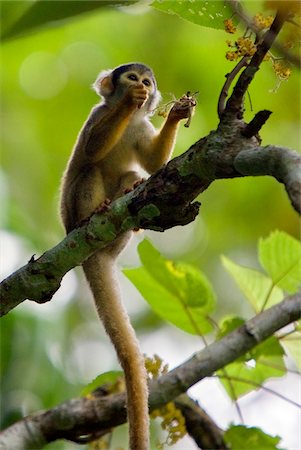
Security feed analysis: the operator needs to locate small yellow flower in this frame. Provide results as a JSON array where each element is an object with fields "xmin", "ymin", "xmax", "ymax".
[
  {"xmin": 151, "ymin": 400, "xmax": 187, "ymax": 445},
  {"xmin": 236, "ymin": 37, "xmax": 257, "ymax": 57},
  {"xmin": 145, "ymin": 354, "xmax": 168, "ymax": 379},
  {"xmin": 273, "ymin": 61, "xmax": 292, "ymax": 80},
  {"xmin": 253, "ymin": 13, "xmax": 274, "ymax": 30},
  {"xmin": 224, "ymin": 18, "xmax": 237, "ymax": 34},
  {"xmin": 226, "ymin": 51, "xmax": 238, "ymax": 61}
]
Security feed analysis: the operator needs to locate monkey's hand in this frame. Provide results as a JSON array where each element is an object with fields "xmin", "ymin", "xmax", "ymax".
[
  {"xmin": 125, "ymin": 84, "xmax": 149, "ymax": 109},
  {"xmin": 168, "ymin": 93, "xmax": 197, "ymax": 127}
]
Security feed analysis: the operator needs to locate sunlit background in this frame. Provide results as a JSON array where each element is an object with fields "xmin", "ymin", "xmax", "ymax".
[{"xmin": 1, "ymin": 1, "xmax": 300, "ymax": 449}]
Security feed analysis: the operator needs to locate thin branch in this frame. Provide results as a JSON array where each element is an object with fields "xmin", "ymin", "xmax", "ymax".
[
  {"xmin": 218, "ymin": 56, "xmax": 249, "ymax": 118},
  {"xmin": 225, "ymin": 8, "xmax": 291, "ymax": 117},
  {"xmin": 241, "ymin": 109, "xmax": 272, "ymax": 138},
  {"xmin": 1, "ymin": 293, "xmax": 300, "ymax": 449},
  {"xmin": 174, "ymin": 395, "xmax": 227, "ymax": 450},
  {"xmin": 226, "ymin": 0, "xmax": 301, "ymax": 68}
]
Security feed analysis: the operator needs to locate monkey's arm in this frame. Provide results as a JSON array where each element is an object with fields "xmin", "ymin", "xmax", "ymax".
[
  {"xmin": 86, "ymin": 85, "xmax": 147, "ymax": 162},
  {"xmin": 139, "ymin": 100, "xmax": 195, "ymax": 173}
]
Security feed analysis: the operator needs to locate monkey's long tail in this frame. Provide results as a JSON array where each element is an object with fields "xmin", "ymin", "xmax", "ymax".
[{"xmin": 82, "ymin": 247, "xmax": 149, "ymax": 450}]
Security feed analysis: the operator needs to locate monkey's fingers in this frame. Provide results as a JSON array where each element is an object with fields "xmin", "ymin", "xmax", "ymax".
[
  {"xmin": 184, "ymin": 109, "xmax": 193, "ymax": 128},
  {"xmin": 95, "ymin": 199, "xmax": 112, "ymax": 213},
  {"xmin": 133, "ymin": 178, "xmax": 146, "ymax": 188},
  {"xmin": 123, "ymin": 178, "xmax": 145, "ymax": 194}
]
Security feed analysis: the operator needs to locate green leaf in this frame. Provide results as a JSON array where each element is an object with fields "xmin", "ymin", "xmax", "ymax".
[
  {"xmin": 221, "ymin": 255, "xmax": 283, "ymax": 311},
  {"xmin": 218, "ymin": 315, "xmax": 245, "ymax": 339},
  {"xmin": 225, "ymin": 425, "xmax": 283, "ymax": 450},
  {"xmin": 81, "ymin": 371, "xmax": 123, "ymax": 397},
  {"xmin": 259, "ymin": 230, "xmax": 301, "ymax": 294},
  {"xmin": 217, "ymin": 336, "xmax": 286, "ymax": 398},
  {"xmin": 1, "ymin": 0, "xmax": 137, "ymax": 41},
  {"xmin": 124, "ymin": 239, "xmax": 216, "ymax": 335},
  {"xmin": 151, "ymin": 0, "xmax": 233, "ymax": 30}
]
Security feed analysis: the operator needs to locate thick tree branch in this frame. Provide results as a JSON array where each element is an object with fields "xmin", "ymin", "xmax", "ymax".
[
  {"xmin": 1, "ymin": 293, "xmax": 300, "ymax": 449},
  {"xmin": 234, "ymin": 145, "xmax": 301, "ymax": 212},
  {"xmin": 1, "ymin": 132, "xmax": 300, "ymax": 315}
]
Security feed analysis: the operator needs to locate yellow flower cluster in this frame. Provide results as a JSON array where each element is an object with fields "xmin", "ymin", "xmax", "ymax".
[
  {"xmin": 145, "ymin": 354, "xmax": 169, "ymax": 380},
  {"xmin": 273, "ymin": 61, "xmax": 292, "ymax": 80},
  {"xmin": 253, "ymin": 13, "xmax": 274, "ymax": 30},
  {"xmin": 224, "ymin": 18, "xmax": 237, "ymax": 34},
  {"xmin": 151, "ymin": 402, "xmax": 186, "ymax": 446},
  {"xmin": 146, "ymin": 355, "xmax": 187, "ymax": 446},
  {"xmin": 224, "ymin": 10, "xmax": 294, "ymax": 83},
  {"xmin": 226, "ymin": 37, "xmax": 257, "ymax": 61}
]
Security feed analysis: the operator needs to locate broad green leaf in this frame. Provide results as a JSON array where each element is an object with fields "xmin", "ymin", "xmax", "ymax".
[
  {"xmin": 124, "ymin": 239, "xmax": 216, "ymax": 335},
  {"xmin": 81, "ymin": 371, "xmax": 123, "ymax": 397},
  {"xmin": 218, "ymin": 315, "xmax": 245, "ymax": 339},
  {"xmin": 259, "ymin": 231, "xmax": 301, "ymax": 294},
  {"xmin": 152, "ymin": 0, "xmax": 234, "ymax": 30},
  {"xmin": 282, "ymin": 330, "xmax": 301, "ymax": 371},
  {"xmin": 1, "ymin": 0, "xmax": 137, "ymax": 41},
  {"xmin": 225, "ymin": 425, "xmax": 283, "ymax": 450},
  {"xmin": 217, "ymin": 336, "xmax": 286, "ymax": 398},
  {"xmin": 221, "ymin": 255, "xmax": 283, "ymax": 311}
]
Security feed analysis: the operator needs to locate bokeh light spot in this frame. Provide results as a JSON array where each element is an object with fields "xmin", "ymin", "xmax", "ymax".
[{"xmin": 19, "ymin": 51, "xmax": 68, "ymax": 100}]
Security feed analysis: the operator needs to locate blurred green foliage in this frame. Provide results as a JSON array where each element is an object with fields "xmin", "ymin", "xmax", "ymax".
[{"xmin": 0, "ymin": 1, "xmax": 300, "ymax": 449}]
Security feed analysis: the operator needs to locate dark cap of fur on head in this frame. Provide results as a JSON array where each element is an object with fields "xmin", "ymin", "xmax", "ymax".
[{"xmin": 111, "ymin": 63, "xmax": 157, "ymax": 89}]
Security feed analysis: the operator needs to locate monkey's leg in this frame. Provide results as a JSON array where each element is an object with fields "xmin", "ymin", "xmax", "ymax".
[
  {"xmin": 75, "ymin": 167, "xmax": 108, "ymax": 227},
  {"xmin": 117, "ymin": 170, "xmax": 145, "ymax": 195}
]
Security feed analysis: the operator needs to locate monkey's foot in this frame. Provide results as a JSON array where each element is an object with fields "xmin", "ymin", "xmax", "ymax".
[
  {"xmin": 133, "ymin": 178, "xmax": 146, "ymax": 188},
  {"xmin": 123, "ymin": 178, "xmax": 146, "ymax": 194},
  {"xmin": 95, "ymin": 198, "xmax": 111, "ymax": 213},
  {"xmin": 76, "ymin": 199, "xmax": 111, "ymax": 228}
]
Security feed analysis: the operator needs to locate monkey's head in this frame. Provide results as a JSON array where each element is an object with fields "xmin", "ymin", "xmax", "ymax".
[{"xmin": 93, "ymin": 63, "xmax": 161, "ymax": 114}]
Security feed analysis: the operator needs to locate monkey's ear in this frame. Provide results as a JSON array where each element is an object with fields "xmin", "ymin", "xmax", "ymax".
[{"xmin": 93, "ymin": 70, "xmax": 114, "ymax": 97}]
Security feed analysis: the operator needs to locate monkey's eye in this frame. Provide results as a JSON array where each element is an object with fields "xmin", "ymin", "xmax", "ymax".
[
  {"xmin": 127, "ymin": 73, "xmax": 138, "ymax": 81},
  {"xmin": 142, "ymin": 79, "xmax": 151, "ymax": 87}
]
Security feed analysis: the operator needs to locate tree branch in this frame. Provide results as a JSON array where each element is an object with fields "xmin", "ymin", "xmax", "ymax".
[
  {"xmin": 1, "ymin": 131, "xmax": 300, "ymax": 315},
  {"xmin": 1, "ymin": 293, "xmax": 300, "ymax": 449},
  {"xmin": 174, "ymin": 395, "xmax": 227, "ymax": 450},
  {"xmin": 226, "ymin": 0, "xmax": 301, "ymax": 68},
  {"xmin": 225, "ymin": 7, "xmax": 291, "ymax": 118},
  {"xmin": 234, "ymin": 145, "xmax": 301, "ymax": 212}
]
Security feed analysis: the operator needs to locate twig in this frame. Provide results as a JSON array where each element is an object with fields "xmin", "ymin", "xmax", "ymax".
[
  {"xmin": 241, "ymin": 109, "xmax": 272, "ymax": 138},
  {"xmin": 225, "ymin": 8, "xmax": 291, "ymax": 117},
  {"xmin": 218, "ymin": 56, "xmax": 249, "ymax": 118},
  {"xmin": 226, "ymin": 0, "xmax": 301, "ymax": 68},
  {"xmin": 174, "ymin": 395, "xmax": 227, "ymax": 450}
]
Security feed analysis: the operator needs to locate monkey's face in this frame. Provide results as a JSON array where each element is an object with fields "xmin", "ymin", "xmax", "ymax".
[
  {"xmin": 94, "ymin": 63, "xmax": 161, "ymax": 113},
  {"xmin": 117, "ymin": 68, "xmax": 159, "ymax": 113}
]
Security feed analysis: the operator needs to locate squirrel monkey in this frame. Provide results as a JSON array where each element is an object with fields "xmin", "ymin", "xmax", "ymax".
[{"xmin": 60, "ymin": 63, "xmax": 195, "ymax": 450}]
